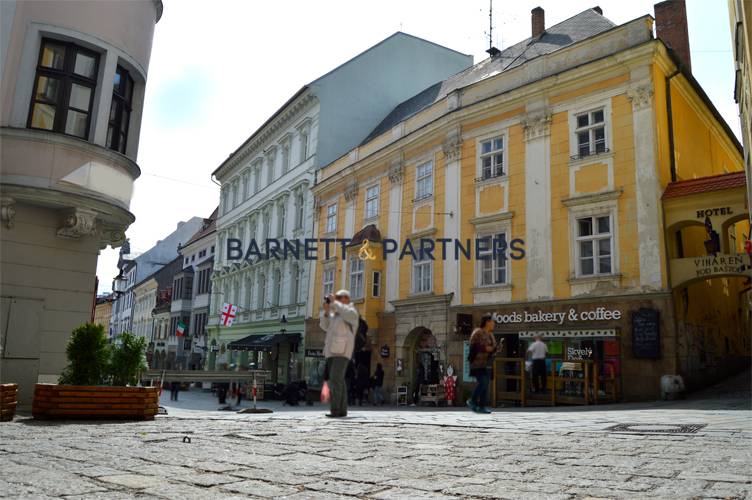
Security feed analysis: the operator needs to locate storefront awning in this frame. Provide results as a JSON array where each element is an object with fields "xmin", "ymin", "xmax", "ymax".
[{"xmin": 227, "ymin": 333, "xmax": 301, "ymax": 351}]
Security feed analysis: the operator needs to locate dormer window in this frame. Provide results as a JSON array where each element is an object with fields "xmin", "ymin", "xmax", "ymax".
[{"xmin": 28, "ymin": 39, "xmax": 99, "ymax": 139}]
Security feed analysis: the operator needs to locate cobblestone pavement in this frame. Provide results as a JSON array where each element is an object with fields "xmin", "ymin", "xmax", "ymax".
[{"xmin": 1, "ymin": 372, "xmax": 750, "ymax": 499}]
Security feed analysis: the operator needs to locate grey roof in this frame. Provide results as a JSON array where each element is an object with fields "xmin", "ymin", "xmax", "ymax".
[{"xmin": 362, "ymin": 8, "xmax": 615, "ymax": 143}]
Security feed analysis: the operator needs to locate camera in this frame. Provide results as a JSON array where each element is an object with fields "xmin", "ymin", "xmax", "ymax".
[{"xmin": 324, "ymin": 297, "xmax": 331, "ymax": 304}]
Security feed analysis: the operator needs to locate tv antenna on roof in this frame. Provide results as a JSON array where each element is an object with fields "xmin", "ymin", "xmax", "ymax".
[{"xmin": 486, "ymin": 0, "xmax": 500, "ymax": 57}]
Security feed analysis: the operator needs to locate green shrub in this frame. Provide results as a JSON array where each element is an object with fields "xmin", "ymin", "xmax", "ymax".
[
  {"xmin": 59, "ymin": 323, "xmax": 110, "ymax": 385},
  {"xmin": 110, "ymin": 332, "xmax": 147, "ymax": 386}
]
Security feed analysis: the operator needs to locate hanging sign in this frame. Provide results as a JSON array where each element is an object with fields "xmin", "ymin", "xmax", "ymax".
[{"xmin": 380, "ymin": 345, "xmax": 390, "ymax": 358}]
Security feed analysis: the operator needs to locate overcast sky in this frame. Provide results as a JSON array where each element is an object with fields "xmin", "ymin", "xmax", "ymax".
[{"xmin": 96, "ymin": 0, "xmax": 741, "ymax": 293}]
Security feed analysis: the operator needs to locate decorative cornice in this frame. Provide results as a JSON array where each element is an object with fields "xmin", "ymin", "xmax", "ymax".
[
  {"xmin": 561, "ymin": 189, "xmax": 623, "ymax": 207},
  {"xmin": 522, "ymin": 113, "xmax": 551, "ymax": 141},
  {"xmin": 99, "ymin": 227, "xmax": 126, "ymax": 249},
  {"xmin": 627, "ymin": 84, "xmax": 654, "ymax": 111},
  {"xmin": 388, "ymin": 157, "xmax": 404, "ymax": 185},
  {"xmin": 57, "ymin": 208, "xmax": 98, "ymax": 239},
  {"xmin": 1, "ymin": 197, "xmax": 15, "ymax": 229},
  {"xmin": 469, "ymin": 211, "xmax": 515, "ymax": 225},
  {"xmin": 442, "ymin": 126, "xmax": 462, "ymax": 163}
]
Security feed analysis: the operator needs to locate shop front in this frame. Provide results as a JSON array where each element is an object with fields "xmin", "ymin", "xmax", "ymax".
[{"xmin": 451, "ymin": 293, "xmax": 677, "ymax": 402}]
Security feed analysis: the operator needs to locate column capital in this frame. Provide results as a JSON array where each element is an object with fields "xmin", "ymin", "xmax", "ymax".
[
  {"xmin": 388, "ymin": 156, "xmax": 404, "ymax": 185},
  {"xmin": 344, "ymin": 180, "xmax": 359, "ymax": 202},
  {"xmin": 1, "ymin": 197, "xmax": 16, "ymax": 229},
  {"xmin": 57, "ymin": 208, "xmax": 98, "ymax": 239},
  {"xmin": 442, "ymin": 126, "xmax": 462, "ymax": 163},
  {"xmin": 523, "ymin": 113, "xmax": 551, "ymax": 142},
  {"xmin": 627, "ymin": 84, "xmax": 654, "ymax": 111}
]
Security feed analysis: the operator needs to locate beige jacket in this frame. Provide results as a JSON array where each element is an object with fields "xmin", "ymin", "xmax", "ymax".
[{"xmin": 320, "ymin": 300, "xmax": 359, "ymax": 359}]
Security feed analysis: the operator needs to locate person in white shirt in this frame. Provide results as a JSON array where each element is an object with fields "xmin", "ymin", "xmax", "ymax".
[
  {"xmin": 320, "ymin": 289, "xmax": 359, "ymax": 418},
  {"xmin": 527, "ymin": 334, "xmax": 548, "ymax": 393}
]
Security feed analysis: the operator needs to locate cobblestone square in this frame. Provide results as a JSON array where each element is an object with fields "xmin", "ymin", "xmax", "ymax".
[{"xmin": 1, "ymin": 373, "xmax": 750, "ymax": 499}]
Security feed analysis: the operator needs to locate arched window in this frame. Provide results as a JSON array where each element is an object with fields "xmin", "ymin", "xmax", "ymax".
[{"xmin": 272, "ymin": 268, "xmax": 281, "ymax": 306}]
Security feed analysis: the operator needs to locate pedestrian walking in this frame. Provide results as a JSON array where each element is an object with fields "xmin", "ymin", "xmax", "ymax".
[
  {"xmin": 372, "ymin": 363, "xmax": 385, "ymax": 406},
  {"xmin": 356, "ymin": 363, "xmax": 370, "ymax": 406},
  {"xmin": 170, "ymin": 380, "xmax": 180, "ymax": 401},
  {"xmin": 467, "ymin": 314, "xmax": 499, "ymax": 414},
  {"xmin": 320, "ymin": 290, "xmax": 359, "ymax": 418},
  {"xmin": 527, "ymin": 334, "xmax": 549, "ymax": 393},
  {"xmin": 236, "ymin": 382, "xmax": 244, "ymax": 406}
]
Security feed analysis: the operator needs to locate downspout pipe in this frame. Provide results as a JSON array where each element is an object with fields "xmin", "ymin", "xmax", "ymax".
[{"xmin": 665, "ymin": 70, "xmax": 680, "ymax": 182}]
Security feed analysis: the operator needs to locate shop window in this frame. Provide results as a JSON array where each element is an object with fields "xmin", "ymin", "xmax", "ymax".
[
  {"xmin": 322, "ymin": 266, "xmax": 335, "ymax": 298},
  {"xmin": 365, "ymin": 184, "xmax": 380, "ymax": 220},
  {"xmin": 28, "ymin": 39, "xmax": 99, "ymax": 139},
  {"xmin": 325, "ymin": 204, "xmax": 337, "ymax": 233},
  {"xmin": 574, "ymin": 108, "xmax": 606, "ymax": 158},
  {"xmin": 479, "ymin": 136, "xmax": 504, "ymax": 179},
  {"xmin": 372, "ymin": 271, "xmax": 381, "ymax": 297},
  {"xmin": 107, "ymin": 65, "xmax": 133, "ymax": 154},
  {"xmin": 576, "ymin": 214, "xmax": 613, "ymax": 276},
  {"xmin": 415, "ymin": 161, "xmax": 433, "ymax": 201},
  {"xmin": 349, "ymin": 258, "xmax": 364, "ymax": 299},
  {"xmin": 478, "ymin": 233, "xmax": 507, "ymax": 286},
  {"xmin": 413, "ymin": 255, "xmax": 432, "ymax": 293}
]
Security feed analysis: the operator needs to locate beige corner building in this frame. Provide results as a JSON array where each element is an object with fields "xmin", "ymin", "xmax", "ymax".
[
  {"xmin": 729, "ymin": 0, "xmax": 752, "ymax": 221},
  {"xmin": 0, "ymin": 0, "xmax": 162, "ymax": 404}
]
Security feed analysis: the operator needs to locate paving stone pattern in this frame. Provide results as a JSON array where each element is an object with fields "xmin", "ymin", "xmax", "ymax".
[{"xmin": 0, "ymin": 372, "xmax": 750, "ymax": 499}]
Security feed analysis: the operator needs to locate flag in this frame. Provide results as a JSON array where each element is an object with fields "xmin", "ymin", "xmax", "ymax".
[
  {"xmin": 220, "ymin": 303, "xmax": 238, "ymax": 327},
  {"xmin": 176, "ymin": 321, "xmax": 186, "ymax": 337}
]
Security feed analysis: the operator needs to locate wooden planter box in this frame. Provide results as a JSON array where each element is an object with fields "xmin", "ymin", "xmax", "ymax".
[
  {"xmin": 1, "ymin": 383, "xmax": 18, "ymax": 422},
  {"xmin": 32, "ymin": 384, "xmax": 159, "ymax": 421}
]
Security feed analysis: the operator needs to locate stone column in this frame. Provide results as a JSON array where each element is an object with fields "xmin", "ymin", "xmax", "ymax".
[
  {"xmin": 442, "ymin": 127, "xmax": 462, "ymax": 306},
  {"xmin": 385, "ymin": 158, "xmax": 404, "ymax": 311}
]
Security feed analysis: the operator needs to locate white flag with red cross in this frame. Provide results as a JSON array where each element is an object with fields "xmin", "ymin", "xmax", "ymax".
[{"xmin": 220, "ymin": 303, "xmax": 238, "ymax": 327}]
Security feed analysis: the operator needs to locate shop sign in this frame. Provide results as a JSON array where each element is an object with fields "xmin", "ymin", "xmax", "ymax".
[
  {"xmin": 305, "ymin": 349, "xmax": 324, "ymax": 358},
  {"xmin": 210, "ymin": 345, "xmax": 219, "ymax": 352},
  {"xmin": 566, "ymin": 346, "xmax": 593, "ymax": 360},
  {"xmin": 669, "ymin": 253, "xmax": 751, "ymax": 288},
  {"xmin": 695, "ymin": 207, "xmax": 734, "ymax": 218},
  {"xmin": 493, "ymin": 307, "xmax": 622, "ymax": 326},
  {"xmin": 380, "ymin": 345, "xmax": 390, "ymax": 358}
]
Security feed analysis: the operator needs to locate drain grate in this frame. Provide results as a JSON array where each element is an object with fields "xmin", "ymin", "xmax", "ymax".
[{"xmin": 606, "ymin": 423, "xmax": 706, "ymax": 434}]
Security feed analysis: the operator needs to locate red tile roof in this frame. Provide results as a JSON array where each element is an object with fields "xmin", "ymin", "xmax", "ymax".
[{"xmin": 662, "ymin": 171, "xmax": 747, "ymax": 199}]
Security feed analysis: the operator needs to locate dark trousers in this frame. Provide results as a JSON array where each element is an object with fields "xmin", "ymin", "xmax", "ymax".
[
  {"xmin": 326, "ymin": 357, "xmax": 349, "ymax": 416},
  {"xmin": 532, "ymin": 359, "xmax": 547, "ymax": 392},
  {"xmin": 471, "ymin": 369, "xmax": 490, "ymax": 408}
]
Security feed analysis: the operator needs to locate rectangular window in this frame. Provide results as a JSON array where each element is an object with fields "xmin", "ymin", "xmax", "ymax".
[
  {"xmin": 253, "ymin": 166, "xmax": 261, "ymax": 193},
  {"xmin": 282, "ymin": 144, "xmax": 290, "ymax": 174},
  {"xmin": 28, "ymin": 39, "xmax": 99, "ymax": 139},
  {"xmin": 415, "ymin": 161, "xmax": 433, "ymax": 200},
  {"xmin": 290, "ymin": 265, "xmax": 300, "ymax": 303},
  {"xmin": 576, "ymin": 214, "xmax": 613, "ymax": 276},
  {"xmin": 295, "ymin": 194, "xmax": 305, "ymax": 229},
  {"xmin": 278, "ymin": 204, "xmax": 286, "ymax": 237},
  {"xmin": 575, "ymin": 109, "xmax": 606, "ymax": 158},
  {"xmin": 372, "ymin": 271, "xmax": 381, "ymax": 297},
  {"xmin": 478, "ymin": 233, "xmax": 507, "ymax": 286},
  {"xmin": 107, "ymin": 65, "xmax": 133, "ymax": 153},
  {"xmin": 349, "ymin": 258, "xmax": 364, "ymax": 299},
  {"xmin": 232, "ymin": 181, "xmax": 239, "ymax": 208},
  {"xmin": 365, "ymin": 184, "xmax": 380, "ymax": 219},
  {"xmin": 326, "ymin": 204, "xmax": 337, "ymax": 233},
  {"xmin": 323, "ymin": 266, "xmax": 335, "ymax": 298},
  {"xmin": 413, "ymin": 256, "xmax": 432, "ymax": 293},
  {"xmin": 300, "ymin": 131, "xmax": 309, "ymax": 161},
  {"xmin": 267, "ymin": 153, "xmax": 276, "ymax": 186},
  {"xmin": 480, "ymin": 137, "xmax": 504, "ymax": 179}
]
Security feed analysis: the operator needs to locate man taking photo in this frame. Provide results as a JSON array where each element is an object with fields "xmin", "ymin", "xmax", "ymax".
[{"xmin": 320, "ymin": 289, "xmax": 359, "ymax": 418}]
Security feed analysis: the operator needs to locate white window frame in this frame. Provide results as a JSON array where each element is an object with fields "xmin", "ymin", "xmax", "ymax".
[
  {"xmin": 325, "ymin": 203, "xmax": 337, "ymax": 233},
  {"xmin": 299, "ymin": 130, "xmax": 309, "ymax": 162},
  {"xmin": 477, "ymin": 134, "xmax": 506, "ymax": 180},
  {"xmin": 412, "ymin": 255, "xmax": 432, "ymax": 294},
  {"xmin": 295, "ymin": 193, "xmax": 305, "ymax": 230},
  {"xmin": 277, "ymin": 202, "xmax": 286, "ymax": 237},
  {"xmin": 290, "ymin": 264, "xmax": 300, "ymax": 304},
  {"xmin": 575, "ymin": 213, "xmax": 614, "ymax": 277},
  {"xmin": 349, "ymin": 258, "xmax": 364, "ymax": 300},
  {"xmin": 364, "ymin": 184, "xmax": 380, "ymax": 220},
  {"xmin": 322, "ymin": 265, "xmax": 335, "ymax": 298},
  {"xmin": 568, "ymin": 100, "xmax": 612, "ymax": 160},
  {"xmin": 266, "ymin": 150, "xmax": 276, "ymax": 186},
  {"xmin": 257, "ymin": 274, "xmax": 266, "ymax": 309},
  {"xmin": 372, "ymin": 270, "xmax": 381, "ymax": 297},
  {"xmin": 272, "ymin": 269, "xmax": 281, "ymax": 306},
  {"xmin": 476, "ymin": 232, "xmax": 508, "ymax": 286},
  {"xmin": 415, "ymin": 160, "xmax": 433, "ymax": 201},
  {"xmin": 253, "ymin": 162, "xmax": 262, "ymax": 193}
]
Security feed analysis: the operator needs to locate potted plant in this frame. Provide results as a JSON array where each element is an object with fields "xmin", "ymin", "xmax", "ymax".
[{"xmin": 32, "ymin": 324, "xmax": 160, "ymax": 421}]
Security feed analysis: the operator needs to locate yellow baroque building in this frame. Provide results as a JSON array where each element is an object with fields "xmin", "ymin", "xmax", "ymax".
[{"xmin": 307, "ymin": 7, "xmax": 751, "ymax": 402}]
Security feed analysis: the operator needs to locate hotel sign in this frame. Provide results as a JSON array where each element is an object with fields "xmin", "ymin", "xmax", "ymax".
[{"xmin": 670, "ymin": 253, "xmax": 751, "ymax": 288}]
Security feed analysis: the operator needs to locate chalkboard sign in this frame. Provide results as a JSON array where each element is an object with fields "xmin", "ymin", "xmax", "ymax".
[{"xmin": 632, "ymin": 308, "xmax": 660, "ymax": 358}]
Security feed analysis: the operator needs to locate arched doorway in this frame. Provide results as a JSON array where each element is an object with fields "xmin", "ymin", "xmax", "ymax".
[{"xmin": 404, "ymin": 327, "xmax": 442, "ymax": 404}]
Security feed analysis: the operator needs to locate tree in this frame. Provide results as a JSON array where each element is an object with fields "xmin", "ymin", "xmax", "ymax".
[
  {"xmin": 110, "ymin": 332, "xmax": 147, "ymax": 386},
  {"xmin": 59, "ymin": 323, "xmax": 110, "ymax": 385}
]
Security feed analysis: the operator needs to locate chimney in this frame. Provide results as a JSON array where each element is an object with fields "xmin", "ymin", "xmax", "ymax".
[
  {"xmin": 531, "ymin": 7, "xmax": 545, "ymax": 38},
  {"xmin": 654, "ymin": 0, "xmax": 691, "ymax": 71},
  {"xmin": 593, "ymin": 6, "xmax": 602, "ymax": 15}
]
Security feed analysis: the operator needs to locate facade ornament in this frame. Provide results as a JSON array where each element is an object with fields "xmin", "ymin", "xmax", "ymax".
[
  {"xmin": 57, "ymin": 208, "xmax": 98, "ymax": 239},
  {"xmin": 344, "ymin": 180, "xmax": 359, "ymax": 202},
  {"xmin": 312, "ymin": 196, "xmax": 322, "ymax": 217},
  {"xmin": 523, "ymin": 113, "xmax": 552, "ymax": 141},
  {"xmin": 627, "ymin": 84, "xmax": 654, "ymax": 111},
  {"xmin": 98, "ymin": 228, "xmax": 126, "ymax": 249},
  {"xmin": 1, "ymin": 197, "xmax": 16, "ymax": 229},
  {"xmin": 388, "ymin": 157, "xmax": 404, "ymax": 185},
  {"xmin": 442, "ymin": 125, "xmax": 462, "ymax": 162}
]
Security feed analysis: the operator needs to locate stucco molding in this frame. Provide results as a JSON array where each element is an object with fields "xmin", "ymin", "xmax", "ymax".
[
  {"xmin": 561, "ymin": 189, "xmax": 623, "ymax": 207},
  {"xmin": 343, "ymin": 180, "xmax": 359, "ymax": 202},
  {"xmin": 388, "ymin": 157, "xmax": 404, "ymax": 185},
  {"xmin": 1, "ymin": 197, "xmax": 16, "ymax": 229},
  {"xmin": 522, "ymin": 112, "xmax": 551, "ymax": 142},
  {"xmin": 441, "ymin": 126, "xmax": 462, "ymax": 162},
  {"xmin": 57, "ymin": 208, "xmax": 98, "ymax": 239},
  {"xmin": 627, "ymin": 84, "xmax": 654, "ymax": 111}
]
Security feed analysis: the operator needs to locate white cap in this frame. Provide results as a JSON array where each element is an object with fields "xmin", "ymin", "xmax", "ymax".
[{"xmin": 335, "ymin": 289, "xmax": 350, "ymax": 298}]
